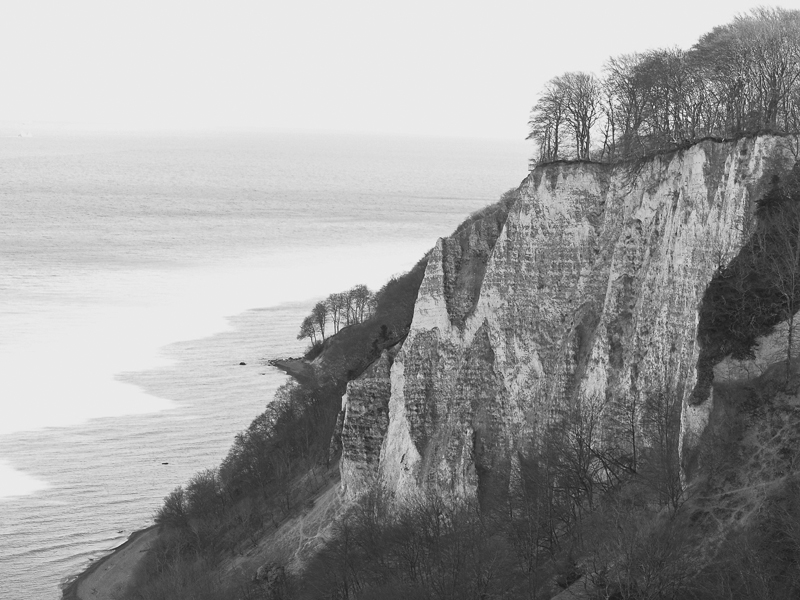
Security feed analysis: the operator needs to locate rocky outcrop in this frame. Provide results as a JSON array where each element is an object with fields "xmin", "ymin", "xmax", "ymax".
[
  {"xmin": 339, "ymin": 348, "xmax": 397, "ymax": 498},
  {"xmin": 339, "ymin": 135, "xmax": 799, "ymax": 502}
]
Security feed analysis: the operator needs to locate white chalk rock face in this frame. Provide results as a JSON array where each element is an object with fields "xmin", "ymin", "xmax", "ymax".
[{"xmin": 340, "ymin": 136, "xmax": 796, "ymax": 501}]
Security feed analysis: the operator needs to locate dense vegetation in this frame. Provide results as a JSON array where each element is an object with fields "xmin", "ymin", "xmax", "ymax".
[
  {"xmin": 294, "ymin": 395, "xmax": 688, "ymax": 600},
  {"xmin": 528, "ymin": 8, "xmax": 800, "ymax": 164},
  {"xmin": 126, "ymin": 380, "xmax": 340, "ymax": 600},
  {"xmin": 295, "ymin": 470, "xmax": 800, "ymax": 600},
  {"xmin": 284, "ymin": 377, "xmax": 799, "ymax": 600}
]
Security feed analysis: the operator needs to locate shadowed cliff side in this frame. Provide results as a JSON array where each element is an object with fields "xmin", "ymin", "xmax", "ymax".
[
  {"xmin": 442, "ymin": 187, "xmax": 519, "ymax": 328},
  {"xmin": 693, "ymin": 163, "xmax": 800, "ymax": 405}
]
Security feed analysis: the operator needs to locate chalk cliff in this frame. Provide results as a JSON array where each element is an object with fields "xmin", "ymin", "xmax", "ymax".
[{"xmin": 338, "ymin": 135, "xmax": 799, "ymax": 501}]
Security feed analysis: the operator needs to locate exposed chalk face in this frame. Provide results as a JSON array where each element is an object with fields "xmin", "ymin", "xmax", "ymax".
[
  {"xmin": 339, "ymin": 136, "xmax": 797, "ymax": 501},
  {"xmin": 339, "ymin": 349, "xmax": 395, "ymax": 499}
]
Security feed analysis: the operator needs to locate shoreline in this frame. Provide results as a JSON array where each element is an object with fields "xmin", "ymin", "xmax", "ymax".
[
  {"xmin": 268, "ymin": 357, "xmax": 315, "ymax": 384},
  {"xmin": 54, "ymin": 303, "xmax": 306, "ymax": 600},
  {"xmin": 61, "ymin": 525, "xmax": 159, "ymax": 600}
]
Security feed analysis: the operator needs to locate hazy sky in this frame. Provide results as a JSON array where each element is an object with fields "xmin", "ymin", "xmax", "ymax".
[{"xmin": 0, "ymin": 1, "xmax": 792, "ymax": 139}]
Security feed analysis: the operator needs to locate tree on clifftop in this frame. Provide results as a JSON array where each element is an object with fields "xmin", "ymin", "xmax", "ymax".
[
  {"xmin": 312, "ymin": 301, "xmax": 328, "ymax": 340},
  {"xmin": 297, "ymin": 314, "xmax": 318, "ymax": 345},
  {"xmin": 528, "ymin": 72, "xmax": 600, "ymax": 162},
  {"xmin": 528, "ymin": 8, "xmax": 800, "ymax": 164},
  {"xmin": 346, "ymin": 284, "xmax": 374, "ymax": 324},
  {"xmin": 326, "ymin": 292, "xmax": 347, "ymax": 333},
  {"xmin": 297, "ymin": 285, "xmax": 376, "ymax": 348},
  {"xmin": 528, "ymin": 76, "xmax": 567, "ymax": 162}
]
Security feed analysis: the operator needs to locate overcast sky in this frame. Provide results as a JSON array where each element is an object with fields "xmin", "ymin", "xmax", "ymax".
[{"xmin": 0, "ymin": 1, "xmax": 792, "ymax": 139}]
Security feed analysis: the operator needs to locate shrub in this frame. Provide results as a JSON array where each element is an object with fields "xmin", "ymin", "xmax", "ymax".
[
  {"xmin": 185, "ymin": 469, "xmax": 225, "ymax": 520},
  {"xmin": 155, "ymin": 486, "xmax": 188, "ymax": 528}
]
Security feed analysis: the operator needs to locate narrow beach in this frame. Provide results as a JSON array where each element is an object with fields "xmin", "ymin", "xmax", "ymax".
[{"xmin": 62, "ymin": 527, "xmax": 158, "ymax": 600}]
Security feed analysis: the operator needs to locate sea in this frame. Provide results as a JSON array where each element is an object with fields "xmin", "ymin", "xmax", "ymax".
[{"xmin": 0, "ymin": 129, "xmax": 530, "ymax": 599}]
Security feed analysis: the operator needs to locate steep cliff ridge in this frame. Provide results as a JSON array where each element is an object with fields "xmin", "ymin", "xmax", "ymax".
[
  {"xmin": 339, "ymin": 347, "xmax": 397, "ymax": 498},
  {"xmin": 340, "ymin": 135, "xmax": 798, "ymax": 502},
  {"xmin": 441, "ymin": 189, "xmax": 517, "ymax": 328}
]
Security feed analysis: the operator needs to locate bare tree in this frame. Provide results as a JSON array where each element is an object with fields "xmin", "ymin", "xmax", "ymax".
[
  {"xmin": 506, "ymin": 450, "xmax": 563, "ymax": 597},
  {"xmin": 326, "ymin": 292, "xmax": 347, "ymax": 333},
  {"xmin": 297, "ymin": 314, "xmax": 318, "ymax": 345},
  {"xmin": 312, "ymin": 301, "xmax": 328, "ymax": 340},
  {"xmin": 528, "ymin": 76, "xmax": 567, "ymax": 162},
  {"xmin": 641, "ymin": 388, "xmax": 683, "ymax": 511},
  {"xmin": 562, "ymin": 72, "xmax": 601, "ymax": 160},
  {"xmin": 185, "ymin": 469, "xmax": 225, "ymax": 520},
  {"xmin": 528, "ymin": 73, "xmax": 600, "ymax": 162},
  {"xmin": 597, "ymin": 83, "xmax": 619, "ymax": 161},
  {"xmin": 691, "ymin": 8, "xmax": 800, "ymax": 133},
  {"xmin": 603, "ymin": 53, "xmax": 647, "ymax": 158},
  {"xmin": 155, "ymin": 486, "xmax": 188, "ymax": 528},
  {"xmin": 738, "ymin": 8, "xmax": 800, "ymax": 130},
  {"xmin": 347, "ymin": 285, "xmax": 373, "ymax": 324},
  {"xmin": 527, "ymin": 9, "xmax": 800, "ymax": 165}
]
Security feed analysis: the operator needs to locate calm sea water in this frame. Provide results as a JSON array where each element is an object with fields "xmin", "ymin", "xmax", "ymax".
[{"xmin": 0, "ymin": 130, "xmax": 529, "ymax": 599}]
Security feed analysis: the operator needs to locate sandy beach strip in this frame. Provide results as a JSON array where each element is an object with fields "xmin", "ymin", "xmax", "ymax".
[{"xmin": 62, "ymin": 526, "xmax": 159, "ymax": 600}]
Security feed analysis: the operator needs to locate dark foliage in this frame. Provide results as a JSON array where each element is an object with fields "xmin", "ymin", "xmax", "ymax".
[
  {"xmin": 695, "ymin": 162, "xmax": 800, "ymax": 403},
  {"xmin": 297, "ymin": 492, "xmax": 519, "ymax": 600},
  {"xmin": 688, "ymin": 478, "xmax": 800, "ymax": 599},
  {"xmin": 123, "ymin": 379, "xmax": 342, "ymax": 599},
  {"xmin": 292, "ymin": 396, "xmax": 693, "ymax": 600}
]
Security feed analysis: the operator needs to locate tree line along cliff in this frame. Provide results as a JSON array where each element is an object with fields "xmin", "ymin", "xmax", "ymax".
[{"xmin": 528, "ymin": 8, "xmax": 800, "ymax": 164}]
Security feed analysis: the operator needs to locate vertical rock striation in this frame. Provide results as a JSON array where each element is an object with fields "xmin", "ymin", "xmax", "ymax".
[
  {"xmin": 340, "ymin": 136, "xmax": 798, "ymax": 501},
  {"xmin": 339, "ymin": 348, "xmax": 397, "ymax": 498}
]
